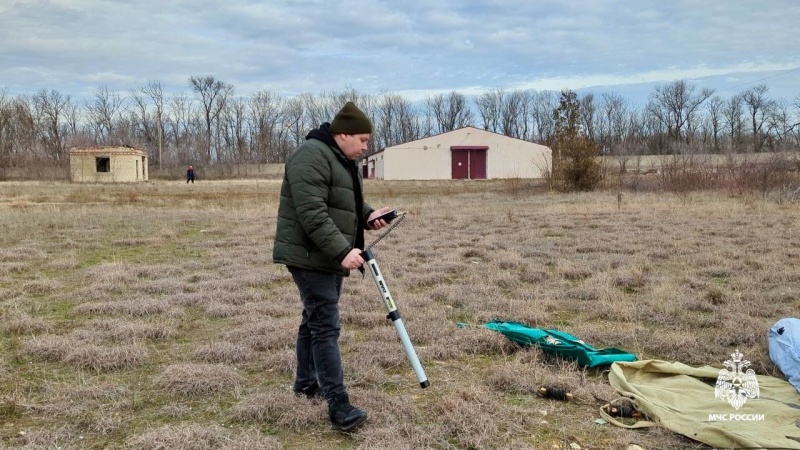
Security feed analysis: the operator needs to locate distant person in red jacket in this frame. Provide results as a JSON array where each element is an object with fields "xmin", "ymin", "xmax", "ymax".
[{"xmin": 186, "ymin": 166, "xmax": 195, "ymax": 183}]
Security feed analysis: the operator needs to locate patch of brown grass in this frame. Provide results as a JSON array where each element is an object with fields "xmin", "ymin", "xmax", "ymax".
[
  {"xmin": 127, "ymin": 424, "xmax": 282, "ymax": 450},
  {"xmin": 1, "ymin": 314, "xmax": 53, "ymax": 334},
  {"xmin": 72, "ymin": 296, "xmax": 169, "ymax": 316},
  {"xmin": 139, "ymin": 278, "xmax": 188, "ymax": 295},
  {"xmin": 231, "ymin": 390, "xmax": 324, "ymax": 430},
  {"xmin": 22, "ymin": 335, "xmax": 75, "ymax": 362},
  {"xmin": 77, "ymin": 318, "xmax": 178, "ymax": 341},
  {"xmin": 25, "ymin": 380, "xmax": 130, "ymax": 424},
  {"xmin": 0, "ymin": 245, "xmax": 48, "ymax": 263},
  {"xmin": 0, "ymin": 393, "xmax": 24, "ymax": 422},
  {"xmin": 0, "ymin": 262, "xmax": 29, "ymax": 274},
  {"xmin": 348, "ymin": 388, "xmax": 442, "ymax": 447},
  {"xmin": 192, "ymin": 342, "xmax": 254, "ymax": 364},
  {"xmin": 22, "ymin": 327, "xmax": 150, "ymax": 373},
  {"xmin": 63, "ymin": 343, "xmax": 148, "ymax": 372},
  {"xmin": 258, "ymin": 349, "xmax": 296, "ymax": 375},
  {"xmin": 21, "ymin": 279, "xmax": 63, "ymax": 295},
  {"xmin": 431, "ymin": 385, "xmax": 539, "ymax": 449},
  {"xmin": 156, "ymin": 363, "xmax": 243, "ymax": 396},
  {"xmin": 223, "ymin": 317, "xmax": 297, "ymax": 352},
  {"xmin": 15, "ymin": 425, "xmax": 80, "ymax": 448},
  {"xmin": 82, "ymin": 261, "xmax": 139, "ymax": 285}
]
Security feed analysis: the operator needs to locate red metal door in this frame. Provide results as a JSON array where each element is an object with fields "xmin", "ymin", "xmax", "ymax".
[
  {"xmin": 451, "ymin": 151, "xmax": 469, "ymax": 179},
  {"xmin": 469, "ymin": 150, "xmax": 487, "ymax": 179},
  {"xmin": 451, "ymin": 146, "xmax": 489, "ymax": 179}
]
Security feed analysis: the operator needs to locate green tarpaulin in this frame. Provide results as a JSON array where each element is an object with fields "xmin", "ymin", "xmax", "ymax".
[
  {"xmin": 608, "ymin": 360, "xmax": 800, "ymax": 449},
  {"xmin": 483, "ymin": 320, "xmax": 637, "ymax": 368}
]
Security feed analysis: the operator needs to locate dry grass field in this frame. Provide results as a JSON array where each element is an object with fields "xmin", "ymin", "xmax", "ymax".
[{"xmin": 1, "ymin": 179, "xmax": 799, "ymax": 449}]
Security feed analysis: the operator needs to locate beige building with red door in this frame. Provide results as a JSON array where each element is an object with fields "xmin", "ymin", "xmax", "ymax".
[
  {"xmin": 70, "ymin": 146, "xmax": 148, "ymax": 183},
  {"xmin": 365, "ymin": 127, "xmax": 551, "ymax": 180}
]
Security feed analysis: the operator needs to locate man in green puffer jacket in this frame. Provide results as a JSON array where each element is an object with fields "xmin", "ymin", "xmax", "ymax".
[{"xmin": 273, "ymin": 101, "xmax": 394, "ymax": 432}]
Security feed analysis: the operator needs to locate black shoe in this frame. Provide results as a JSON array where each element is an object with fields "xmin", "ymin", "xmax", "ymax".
[
  {"xmin": 329, "ymin": 396, "xmax": 368, "ymax": 432},
  {"xmin": 293, "ymin": 381, "xmax": 324, "ymax": 400}
]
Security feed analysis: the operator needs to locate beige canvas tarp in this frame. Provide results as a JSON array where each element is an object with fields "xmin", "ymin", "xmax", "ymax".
[{"xmin": 607, "ymin": 360, "xmax": 800, "ymax": 449}]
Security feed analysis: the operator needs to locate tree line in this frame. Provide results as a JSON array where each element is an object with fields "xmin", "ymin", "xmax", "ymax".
[{"xmin": 1, "ymin": 76, "xmax": 798, "ymax": 178}]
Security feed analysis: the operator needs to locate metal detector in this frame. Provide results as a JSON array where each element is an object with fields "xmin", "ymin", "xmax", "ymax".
[{"xmin": 361, "ymin": 214, "xmax": 429, "ymax": 389}]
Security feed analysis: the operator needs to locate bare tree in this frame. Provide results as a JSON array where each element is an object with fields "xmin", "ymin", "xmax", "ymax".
[
  {"xmin": 32, "ymin": 89, "xmax": 72, "ymax": 161},
  {"xmin": 393, "ymin": 95, "xmax": 422, "ymax": 145},
  {"xmin": 282, "ymin": 97, "xmax": 306, "ymax": 155},
  {"xmin": 167, "ymin": 92, "xmax": 195, "ymax": 164},
  {"xmin": 189, "ymin": 75, "xmax": 234, "ymax": 162},
  {"xmin": 473, "ymin": 88, "xmax": 531, "ymax": 138},
  {"xmin": 375, "ymin": 92, "xmax": 400, "ymax": 149},
  {"xmin": 705, "ymin": 95, "xmax": 725, "ymax": 153},
  {"xmin": 741, "ymin": 84, "xmax": 774, "ymax": 152},
  {"xmin": 530, "ymin": 91, "xmax": 557, "ymax": 143},
  {"xmin": 87, "ymin": 85, "xmax": 126, "ymax": 143},
  {"xmin": 475, "ymin": 88, "xmax": 503, "ymax": 133},
  {"xmin": 9, "ymin": 97, "xmax": 38, "ymax": 161},
  {"xmin": 424, "ymin": 91, "xmax": 473, "ymax": 135},
  {"xmin": 141, "ymin": 81, "xmax": 165, "ymax": 171},
  {"xmin": 596, "ymin": 92, "xmax": 630, "ymax": 155},
  {"xmin": 648, "ymin": 79, "xmax": 714, "ymax": 147},
  {"xmin": 723, "ymin": 94, "xmax": 745, "ymax": 152},
  {"xmin": 220, "ymin": 96, "xmax": 248, "ymax": 163},
  {"xmin": 0, "ymin": 89, "xmax": 13, "ymax": 175},
  {"xmin": 578, "ymin": 93, "xmax": 597, "ymax": 143},
  {"xmin": 301, "ymin": 92, "xmax": 327, "ymax": 129},
  {"xmin": 129, "ymin": 89, "xmax": 154, "ymax": 145},
  {"xmin": 250, "ymin": 90, "xmax": 286, "ymax": 163},
  {"xmin": 63, "ymin": 100, "xmax": 81, "ymax": 139},
  {"xmin": 375, "ymin": 92, "xmax": 420, "ymax": 150},
  {"xmin": 514, "ymin": 90, "xmax": 535, "ymax": 141},
  {"xmin": 500, "ymin": 90, "xmax": 527, "ymax": 138},
  {"xmin": 790, "ymin": 94, "xmax": 800, "ymax": 148},
  {"xmin": 625, "ymin": 109, "xmax": 648, "ymax": 156},
  {"xmin": 765, "ymin": 99, "xmax": 794, "ymax": 151}
]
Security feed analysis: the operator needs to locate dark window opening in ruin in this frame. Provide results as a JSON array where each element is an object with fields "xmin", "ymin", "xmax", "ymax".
[{"xmin": 96, "ymin": 157, "xmax": 110, "ymax": 172}]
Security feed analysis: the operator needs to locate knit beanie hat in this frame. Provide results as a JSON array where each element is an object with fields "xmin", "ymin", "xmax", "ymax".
[{"xmin": 329, "ymin": 102, "xmax": 373, "ymax": 134}]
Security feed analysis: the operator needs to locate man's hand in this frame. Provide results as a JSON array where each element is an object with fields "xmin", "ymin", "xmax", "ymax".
[
  {"xmin": 368, "ymin": 206, "xmax": 395, "ymax": 230},
  {"xmin": 341, "ymin": 248, "xmax": 365, "ymax": 270}
]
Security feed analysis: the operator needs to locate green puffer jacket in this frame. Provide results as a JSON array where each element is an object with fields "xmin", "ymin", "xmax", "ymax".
[{"xmin": 272, "ymin": 133, "xmax": 373, "ymax": 276}]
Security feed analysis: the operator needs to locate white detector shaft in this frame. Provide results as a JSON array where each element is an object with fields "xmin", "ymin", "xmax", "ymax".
[{"xmin": 361, "ymin": 248, "xmax": 429, "ymax": 388}]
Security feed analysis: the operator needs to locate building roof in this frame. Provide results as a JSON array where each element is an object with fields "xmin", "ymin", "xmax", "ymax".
[
  {"xmin": 69, "ymin": 145, "xmax": 146, "ymax": 156},
  {"xmin": 372, "ymin": 126, "xmax": 549, "ymax": 157}
]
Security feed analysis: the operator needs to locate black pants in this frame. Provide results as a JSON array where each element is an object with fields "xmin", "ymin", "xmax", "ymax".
[{"xmin": 288, "ymin": 266, "xmax": 346, "ymax": 403}]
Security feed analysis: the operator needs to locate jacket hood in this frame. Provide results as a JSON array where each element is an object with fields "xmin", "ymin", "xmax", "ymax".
[{"xmin": 306, "ymin": 123, "xmax": 348, "ymax": 162}]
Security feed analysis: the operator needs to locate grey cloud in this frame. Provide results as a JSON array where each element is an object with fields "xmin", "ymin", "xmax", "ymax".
[{"xmin": 0, "ymin": 0, "xmax": 798, "ymax": 102}]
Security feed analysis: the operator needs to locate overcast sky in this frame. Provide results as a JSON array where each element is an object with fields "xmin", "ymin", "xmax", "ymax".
[{"xmin": 2, "ymin": 0, "xmax": 799, "ymax": 106}]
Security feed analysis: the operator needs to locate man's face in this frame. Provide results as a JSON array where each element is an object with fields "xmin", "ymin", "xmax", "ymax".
[{"xmin": 336, "ymin": 133, "xmax": 370, "ymax": 160}]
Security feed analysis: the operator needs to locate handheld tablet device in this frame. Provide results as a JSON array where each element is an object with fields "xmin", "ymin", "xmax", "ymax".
[{"xmin": 368, "ymin": 209, "xmax": 397, "ymax": 227}]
